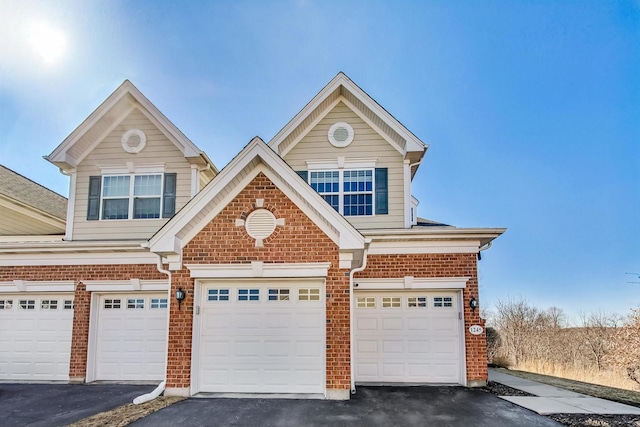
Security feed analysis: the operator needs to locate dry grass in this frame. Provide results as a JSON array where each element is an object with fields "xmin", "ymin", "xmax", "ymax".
[
  {"xmin": 514, "ymin": 360, "xmax": 639, "ymax": 392},
  {"xmin": 66, "ymin": 396, "xmax": 185, "ymax": 427}
]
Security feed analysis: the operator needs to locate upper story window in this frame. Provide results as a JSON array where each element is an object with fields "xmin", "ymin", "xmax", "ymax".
[
  {"xmin": 87, "ymin": 173, "xmax": 176, "ymax": 221},
  {"xmin": 309, "ymin": 169, "xmax": 373, "ymax": 216}
]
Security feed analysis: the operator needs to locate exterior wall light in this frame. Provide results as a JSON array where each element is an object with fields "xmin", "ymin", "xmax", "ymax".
[
  {"xmin": 175, "ymin": 287, "xmax": 186, "ymax": 310},
  {"xmin": 469, "ymin": 296, "xmax": 478, "ymax": 312}
]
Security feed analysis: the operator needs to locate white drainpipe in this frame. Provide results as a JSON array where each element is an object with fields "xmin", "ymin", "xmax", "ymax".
[{"xmin": 349, "ymin": 241, "xmax": 370, "ymax": 394}]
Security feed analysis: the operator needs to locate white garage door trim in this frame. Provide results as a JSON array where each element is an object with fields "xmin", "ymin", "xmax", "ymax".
[
  {"xmin": 191, "ymin": 279, "xmax": 326, "ymax": 397},
  {"xmin": 0, "ymin": 293, "xmax": 74, "ymax": 382},
  {"xmin": 354, "ymin": 290, "xmax": 466, "ymax": 385},
  {"xmin": 86, "ymin": 291, "xmax": 169, "ymax": 383}
]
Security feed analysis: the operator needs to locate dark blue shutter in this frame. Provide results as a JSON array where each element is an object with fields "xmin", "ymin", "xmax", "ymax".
[
  {"xmin": 162, "ymin": 173, "xmax": 177, "ymax": 218},
  {"xmin": 296, "ymin": 170, "xmax": 308, "ymax": 182},
  {"xmin": 375, "ymin": 168, "xmax": 388, "ymax": 215},
  {"xmin": 87, "ymin": 176, "xmax": 101, "ymax": 220}
]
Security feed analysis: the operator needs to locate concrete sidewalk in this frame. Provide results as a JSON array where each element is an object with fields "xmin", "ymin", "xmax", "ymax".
[{"xmin": 489, "ymin": 369, "xmax": 640, "ymax": 415}]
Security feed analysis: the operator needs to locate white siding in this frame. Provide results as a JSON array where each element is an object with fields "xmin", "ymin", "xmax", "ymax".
[
  {"xmin": 0, "ymin": 205, "xmax": 65, "ymax": 235},
  {"xmin": 72, "ymin": 108, "xmax": 193, "ymax": 240},
  {"xmin": 283, "ymin": 102, "xmax": 405, "ymax": 230}
]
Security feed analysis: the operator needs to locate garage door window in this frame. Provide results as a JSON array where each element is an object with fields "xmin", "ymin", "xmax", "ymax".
[
  {"xmin": 382, "ymin": 297, "xmax": 401, "ymax": 308},
  {"xmin": 0, "ymin": 299, "xmax": 13, "ymax": 310},
  {"xmin": 150, "ymin": 298, "xmax": 168, "ymax": 308},
  {"xmin": 64, "ymin": 300, "xmax": 74, "ymax": 310},
  {"xmin": 238, "ymin": 289, "xmax": 259, "ymax": 301},
  {"xmin": 207, "ymin": 289, "xmax": 230, "ymax": 301},
  {"xmin": 19, "ymin": 300, "xmax": 35, "ymax": 310},
  {"xmin": 41, "ymin": 300, "xmax": 58, "ymax": 310},
  {"xmin": 104, "ymin": 299, "xmax": 121, "ymax": 309},
  {"xmin": 299, "ymin": 288, "xmax": 320, "ymax": 301},
  {"xmin": 268, "ymin": 289, "xmax": 290, "ymax": 301},
  {"xmin": 357, "ymin": 296, "xmax": 376, "ymax": 308},
  {"xmin": 127, "ymin": 299, "xmax": 144, "ymax": 309},
  {"xmin": 408, "ymin": 297, "xmax": 427, "ymax": 308},
  {"xmin": 434, "ymin": 297, "xmax": 453, "ymax": 308}
]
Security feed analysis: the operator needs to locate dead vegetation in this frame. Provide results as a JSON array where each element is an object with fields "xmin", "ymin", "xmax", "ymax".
[{"xmin": 66, "ymin": 396, "xmax": 184, "ymax": 427}]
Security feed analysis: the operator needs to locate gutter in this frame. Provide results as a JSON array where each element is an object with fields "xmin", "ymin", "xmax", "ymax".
[{"xmin": 349, "ymin": 240, "xmax": 371, "ymax": 395}]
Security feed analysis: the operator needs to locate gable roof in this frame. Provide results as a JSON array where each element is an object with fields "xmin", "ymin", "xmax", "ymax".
[
  {"xmin": 45, "ymin": 80, "xmax": 217, "ymax": 173},
  {"xmin": 0, "ymin": 164, "xmax": 67, "ymax": 220},
  {"xmin": 149, "ymin": 137, "xmax": 366, "ymax": 258},
  {"xmin": 268, "ymin": 72, "xmax": 427, "ymax": 177}
]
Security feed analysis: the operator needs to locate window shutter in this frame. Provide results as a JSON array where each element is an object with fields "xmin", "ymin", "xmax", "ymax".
[
  {"xmin": 296, "ymin": 170, "xmax": 308, "ymax": 182},
  {"xmin": 375, "ymin": 168, "xmax": 388, "ymax": 215},
  {"xmin": 87, "ymin": 176, "xmax": 101, "ymax": 220},
  {"xmin": 162, "ymin": 173, "xmax": 177, "ymax": 218}
]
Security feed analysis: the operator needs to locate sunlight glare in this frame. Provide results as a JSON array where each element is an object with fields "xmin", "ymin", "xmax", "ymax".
[{"xmin": 27, "ymin": 20, "xmax": 67, "ymax": 65}]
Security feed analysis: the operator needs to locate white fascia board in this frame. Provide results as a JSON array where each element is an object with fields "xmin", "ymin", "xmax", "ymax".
[
  {"xmin": 364, "ymin": 228, "xmax": 507, "ymax": 247},
  {"xmin": 368, "ymin": 240, "xmax": 481, "ymax": 255},
  {"xmin": 186, "ymin": 262, "xmax": 332, "ymax": 279},
  {"xmin": 0, "ymin": 251, "xmax": 157, "ymax": 267},
  {"xmin": 150, "ymin": 138, "xmax": 365, "ymax": 254},
  {"xmin": 0, "ymin": 235, "xmax": 64, "ymax": 244},
  {"xmin": 354, "ymin": 277, "xmax": 470, "ymax": 290},
  {"xmin": 84, "ymin": 279, "xmax": 168, "ymax": 292},
  {"xmin": 0, "ymin": 280, "xmax": 76, "ymax": 293}
]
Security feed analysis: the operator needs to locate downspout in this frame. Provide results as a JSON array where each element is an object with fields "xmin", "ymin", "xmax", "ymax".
[
  {"xmin": 349, "ymin": 240, "xmax": 370, "ymax": 395},
  {"xmin": 133, "ymin": 253, "xmax": 170, "ymax": 404},
  {"xmin": 477, "ymin": 241, "xmax": 492, "ymax": 260}
]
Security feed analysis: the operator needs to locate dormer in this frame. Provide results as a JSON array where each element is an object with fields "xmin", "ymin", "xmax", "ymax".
[
  {"xmin": 46, "ymin": 81, "xmax": 217, "ymax": 241},
  {"xmin": 268, "ymin": 73, "xmax": 427, "ymax": 230}
]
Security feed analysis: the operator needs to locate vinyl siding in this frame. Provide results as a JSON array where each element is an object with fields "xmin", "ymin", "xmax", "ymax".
[
  {"xmin": 283, "ymin": 102, "xmax": 405, "ymax": 229},
  {"xmin": 0, "ymin": 205, "xmax": 65, "ymax": 235},
  {"xmin": 72, "ymin": 108, "xmax": 193, "ymax": 240}
]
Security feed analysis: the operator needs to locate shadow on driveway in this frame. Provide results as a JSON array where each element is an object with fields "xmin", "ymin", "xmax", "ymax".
[
  {"xmin": 0, "ymin": 383, "xmax": 155, "ymax": 427},
  {"xmin": 131, "ymin": 386, "xmax": 561, "ymax": 427}
]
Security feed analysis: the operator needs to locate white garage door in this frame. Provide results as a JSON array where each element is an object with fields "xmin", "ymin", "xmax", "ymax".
[
  {"xmin": 0, "ymin": 294, "xmax": 74, "ymax": 381},
  {"xmin": 355, "ymin": 291, "xmax": 462, "ymax": 384},
  {"xmin": 197, "ymin": 282, "xmax": 325, "ymax": 394},
  {"xmin": 94, "ymin": 293, "xmax": 168, "ymax": 381}
]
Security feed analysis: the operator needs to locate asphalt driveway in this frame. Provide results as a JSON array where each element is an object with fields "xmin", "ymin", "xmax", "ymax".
[
  {"xmin": 0, "ymin": 383, "xmax": 155, "ymax": 427},
  {"xmin": 131, "ymin": 386, "xmax": 561, "ymax": 427}
]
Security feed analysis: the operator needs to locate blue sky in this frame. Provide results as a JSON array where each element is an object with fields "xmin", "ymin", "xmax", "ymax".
[{"xmin": 1, "ymin": 0, "xmax": 638, "ymax": 320}]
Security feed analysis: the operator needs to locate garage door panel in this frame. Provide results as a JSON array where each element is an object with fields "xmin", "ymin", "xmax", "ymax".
[
  {"xmin": 95, "ymin": 293, "xmax": 167, "ymax": 381},
  {"xmin": 355, "ymin": 291, "xmax": 462, "ymax": 384},
  {"xmin": 198, "ymin": 283, "xmax": 325, "ymax": 394}
]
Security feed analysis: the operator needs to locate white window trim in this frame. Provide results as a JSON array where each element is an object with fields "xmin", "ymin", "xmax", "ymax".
[
  {"xmin": 309, "ymin": 168, "xmax": 375, "ymax": 217},
  {"xmin": 100, "ymin": 173, "xmax": 164, "ymax": 221}
]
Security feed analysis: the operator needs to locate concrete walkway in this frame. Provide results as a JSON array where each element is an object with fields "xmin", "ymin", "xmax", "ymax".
[{"xmin": 489, "ymin": 369, "xmax": 640, "ymax": 415}]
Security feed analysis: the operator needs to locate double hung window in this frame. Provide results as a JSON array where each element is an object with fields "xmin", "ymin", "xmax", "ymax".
[
  {"xmin": 309, "ymin": 169, "xmax": 373, "ymax": 216},
  {"xmin": 87, "ymin": 173, "xmax": 176, "ymax": 220}
]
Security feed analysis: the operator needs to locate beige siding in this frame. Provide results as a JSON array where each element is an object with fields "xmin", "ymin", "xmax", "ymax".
[
  {"xmin": 283, "ymin": 102, "xmax": 405, "ymax": 229},
  {"xmin": 72, "ymin": 108, "xmax": 194, "ymax": 240},
  {"xmin": 0, "ymin": 205, "xmax": 64, "ymax": 235}
]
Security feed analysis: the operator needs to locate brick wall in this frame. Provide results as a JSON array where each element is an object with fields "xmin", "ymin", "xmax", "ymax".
[
  {"xmin": 167, "ymin": 172, "xmax": 351, "ymax": 390},
  {"xmin": 0, "ymin": 264, "xmax": 166, "ymax": 381},
  {"xmin": 355, "ymin": 253, "xmax": 488, "ymax": 383}
]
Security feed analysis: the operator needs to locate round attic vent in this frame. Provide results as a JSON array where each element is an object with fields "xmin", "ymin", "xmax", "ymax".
[
  {"xmin": 121, "ymin": 128, "xmax": 147, "ymax": 153},
  {"xmin": 245, "ymin": 209, "xmax": 277, "ymax": 240},
  {"xmin": 328, "ymin": 122, "xmax": 354, "ymax": 148}
]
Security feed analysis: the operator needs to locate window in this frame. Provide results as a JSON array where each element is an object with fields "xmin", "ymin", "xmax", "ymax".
[
  {"xmin": 41, "ymin": 300, "xmax": 58, "ymax": 310},
  {"xmin": 150, "ymin": 298, "xmax": 168, "ymax": 308},
  {"xmin": 356, "ymin": 296, "xmax": 376, "ymax": 308},
  {"xmin": 0, "ymin": 300, "xmax": 13, "ymax": 310},
  {"xmin": 207, "ymin": 289, "xmax": 229, "ymax": 301},
  {"xmin": 19, "ymin": 300, "xmax": 35, "ymax": 310},
  {"xmin": 268, "ymin": 289, "xmax": 290, "ymax": 301},
  {"xmin": 408, "ymin": 296, "xmax": 427, "ymax": 308},
  {"xmin": 63, "ymin": 300, "xmax": 74, "ymax": 310},
  {"xmin": 127, "ymin": 299, "xmax": 144, "ymax": 309},
  {"xmin": 310, "ymin": 169, "xmax": 372, "ymax": 216},
  {"xmin": 87, "ymin": 173, "xmax": 176, "ymax": 220},
  {"xmin": 382, "ymin": 296, "xmax": 401, "ymax": 308},
  {"xmin": 434, "ymin": 297, "xmax": 453, "ymax": 308},
  {"xmin": 104, "ymin": 299, "xmax": 121, "ymax": 309},
  {"xmin": 299, "ymin": 288, "xmax": 320, "ymax": 301},
  {"xmin": 238, "ymin": 289, "xmax": 259, "ymax": 301}
]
